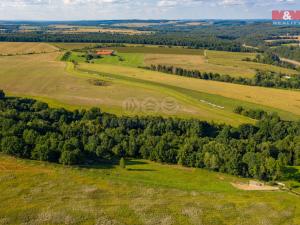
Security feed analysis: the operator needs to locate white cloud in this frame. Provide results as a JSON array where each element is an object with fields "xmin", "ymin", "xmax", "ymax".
[
  {"xmin": 218, "ymin": 0, "xmax": 244, "ymax": 6},
  {"xmin": 157, "ymin": 0, "xmax": 178, "ymax": 7},
  {"xmin": 63, "ymin": 0, "xmax": 130, "ymax": 5},
  {"xmin": 0, "ymin": 0, "xmax": 299, "ymax": 20},
  {"xmin": 0, "ymin": 0, "xmax": 51, "ymax": 7},
  {"xmin": 157, "ymin": 0, "xmax": 203, "ymax": 8}
]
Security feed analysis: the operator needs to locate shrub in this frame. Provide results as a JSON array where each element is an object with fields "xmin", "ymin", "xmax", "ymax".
[
  {"xmin": 0, "ymin": 90, "xmax": 5, "ymax": 99},
  {"xmin": 120, "ymin": 157, "xmax": 126, "ymax": 169}
]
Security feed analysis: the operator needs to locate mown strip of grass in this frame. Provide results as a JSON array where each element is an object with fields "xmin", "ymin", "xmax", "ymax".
[{"xmin": 77, "ymin": 64, "xmax": 300, "ymax": 122}]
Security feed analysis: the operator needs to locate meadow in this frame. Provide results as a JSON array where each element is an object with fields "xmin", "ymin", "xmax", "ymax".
[
  {"xmin": 1, "ymin": 42, "xmax": 300, "ymax": 225},
  {"xmin": 41, "ymin": 25, "xmax": 152, "ymax": 35},
  {"xmin": 0, "ymin": 52, "xmax": 182, "ymax": 117},
  {"xmin": 66, "ymin": 45, "xmax": 298, "ymax": 78},
  {"xmin": 0, "ymin": 42, "xmax": 58, "ymax": 55},
  {"xmin": 0, "ymin": 42, "xmax": 299, "ymax": 125},
  {"xmin": 79, "ymin": 63, "xmax": 300, "ymax": 121},
  {"xmin": 0, "ymin": 154, "xmax": 299, "ymax": 225}
]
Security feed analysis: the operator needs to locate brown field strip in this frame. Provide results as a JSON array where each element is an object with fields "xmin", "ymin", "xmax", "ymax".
[{"xmin": 0, "ymin": 42, "xmax": 58, "ymax": 55}]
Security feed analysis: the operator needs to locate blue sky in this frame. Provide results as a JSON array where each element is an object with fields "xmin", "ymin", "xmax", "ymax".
[{"xmin": 0, "ymin": 0, "xmax": 299, "ymax": 20}]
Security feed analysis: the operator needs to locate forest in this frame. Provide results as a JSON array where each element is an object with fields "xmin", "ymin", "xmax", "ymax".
[
  {"xmin": 271, "ymin": 46, "xmax": 300, "ymax": 61},
  {"xmin": 1, "ymin": 91, "xmax": 299, "ymax": 181},
  {"xmin": 0, "ymin": 32, "xmax": 246, "ymax": 52},
  {"xmin": 243, "ymin": 52, "xmax": 298, "ymax": 70}
]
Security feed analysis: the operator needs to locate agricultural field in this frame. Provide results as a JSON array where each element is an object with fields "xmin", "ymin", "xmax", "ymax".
[
  {"xmin": 53, "ymin": 43, "xmax": 102, "ymax": 51},
  {"xmin": 48, "ymin": 25, "xmax": 152, "ymax": 35},
  {"xmin": 0, "ymin": 42, "xmax": 300, "ymax": 125},
  {"xmin": 1, "ymin": 17, "xmax": 300, "ymax": 225},
  {"xmin": 204, "ymin": 50, "xmax": 297, "ymax": 77},
  {"xmin": 0, "ymin": 154, "xmax": 299, "ymax": 225},
  {"xmin": 0, "ymin": 42, "xmax": 58, "ymax": 55},
  {"xmin": 64, "ymin": 45, "xmax": 298, "ymax": 78},
  {"xmin": 0, "ymin": 51, "xmax": 181, "ymax": 117},
  {"xmin": 79, "ymin": 63, "xmax": 300, "ymax": 121}
]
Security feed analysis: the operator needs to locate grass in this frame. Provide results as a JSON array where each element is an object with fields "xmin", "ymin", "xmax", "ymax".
[
  {"xmin": 52, "ymin": 43, "xmax": 102, "ymax": 51},
  {"xmin": 0, "ymin": 52, "xmax": 180, "ymax": 117},
  {"xmin": 113, "ymin": 46, "xmax": 204, "ymax": 55},
  {"xmin": 144, "ymin": 53, "xmax": 204, "ymax": 70},
  {"xmin": 0, "ymin": 43, "xmax": 299, "ymax": 125},
  {"xmin": 0, "ymin": 154, "xmax": 299, "ymax": 225},
  {"xmin": 79, "ymin": 63, "xmax": 300, "ymax": 121},
  {"xmin": 0, "ymin": 42, "xmax": 58, "ymax": 55},
  {"xmin": 205, "ymin": 50, "xmax": 298, "ymax": 77},
  {"xmin": 48, "ymin": 25, "xmax": 151, "ymax": 34},
  {"xmin": 282, "ymin": 166, "xmax": 300, "ymax": 193},
  {"xmin": 67, "ymin": 46, "xmax": 298, "ymax": 78},
  {"xmin": 69, "ymin": 52, "xmax": 145, "ymax": 68}
]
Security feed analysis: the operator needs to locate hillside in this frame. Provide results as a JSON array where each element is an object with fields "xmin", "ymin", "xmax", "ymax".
[
  {"xmin": 0, "ymin": 42, "xmax": 299, "ymax": 125},
  {"xmin": 0, "ymin": 154, "xmax": 299, "ymax": 225},
  {"xmin": 1, "ymin": 12, "xmax": 300, "ymax": 225}
]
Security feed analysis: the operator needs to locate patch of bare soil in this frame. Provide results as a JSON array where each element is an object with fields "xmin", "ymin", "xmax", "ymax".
[{"xmin": 231, "ymin": 182, "xmax": 279, "ymax": 191}]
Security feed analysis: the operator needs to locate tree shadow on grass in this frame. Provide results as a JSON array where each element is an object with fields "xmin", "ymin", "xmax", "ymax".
[
  {"xmin": 126, "ymin": 160, "xmax": 149, "ymax": 166},
  {"xmin": 79, "ymin": 163, "xmax": 115, "ymax": 170},
  {"xmin": 78, "ymin": 159, "xmax": 149, "ymax": 170},
  {"xmin": 283, "ymin": 167, "xmax": 300, "ymax": 181},
  {"xmin": 127, "ymin": 168, "xmax": 156, "ymax": 172}
]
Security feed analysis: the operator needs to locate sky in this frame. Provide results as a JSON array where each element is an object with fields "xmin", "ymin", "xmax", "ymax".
[{"xmin": 0, "ymin": 0, "xmax": 299, "ymax": 20}]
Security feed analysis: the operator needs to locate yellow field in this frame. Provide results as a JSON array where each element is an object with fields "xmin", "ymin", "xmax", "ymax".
[
  {"xmin": 144, "ymin": 54, "xmax": 205, "ymax": 69},
  {"xmin": 81, "ymin": 63, "xmax": 300, "ymax": 118},
  {"xmin": 0, "ymin": 42, "xmax": 299, "ymax": 125},
  {"xmin": 112, "ymin": 22, "xmax": 159, "ymax": 27},
  {"xmin": 144, "ymin": 51, "xmax": 298, "ymax": 78},
  {"xmin": 0, "ymin": 52, "xmax": 186, "ymax": 116},
  {"xmin": 48, "ymin": 25, "xmax": 151, "ymax": 35},
  {"xmin": 206, "ymin": 50, "xmax": 297, "ymax": 77},
  {"xmin": 52, "ymin": 43, "xmax": 101, "ymax": 50},
  {"xmin": 64, "ymin": 28, "xmax": 152, "ymax": 35},
  {"xmin": 0, "ymin": 42, "xmax": 58, "ymax": 55}
]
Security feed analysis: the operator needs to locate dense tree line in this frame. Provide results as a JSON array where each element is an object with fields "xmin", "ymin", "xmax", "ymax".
[
  {"xmin": 234, "ymin": 106, "xmax": 270, "ymax": 120},
  {"xmin": 1, "ymin": 92, "xmax": 300, "ymax": 181},
  {"xmin": 2, "ymin": 20, "xmax": 300, "ymax": 51},
  {"xmin": 0, "ymin": 32, "xmax": 247, "ymax": 52},
  {"xmin": 145, "ymin": 64, "xmax": 300, "ymax": 89},
  {"xmin": 243, "ymin": 52, "xmax": 298, "ymax": 70},
  {"xmin": 271, "ymin": 46, "xmax": 300, "ymax": 62}
]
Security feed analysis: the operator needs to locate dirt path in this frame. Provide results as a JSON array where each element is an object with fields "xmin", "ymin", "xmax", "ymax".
[
  {"xmin": 280, "ymin": 57, "xmax": 300, "ymax": 67},
  {"xmin": 231, "ymin": 182, "xmax": 279, "ymax": 191}
]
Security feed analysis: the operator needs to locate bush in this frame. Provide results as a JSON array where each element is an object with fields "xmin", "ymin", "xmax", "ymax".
[
  {"xmin": 120, "ymin": 157, "xmax": 126, "ymax": 169},
  {"xmin": 59, "ymin": 149, "xmax": 83, "ymax": 165},
  {"xmin": 61, "ymin": 51, "xmax": 71, "ymax": 61},
  {"xmin": 0, "ymin": 90, "xmax": 5, "ymax": 99}
]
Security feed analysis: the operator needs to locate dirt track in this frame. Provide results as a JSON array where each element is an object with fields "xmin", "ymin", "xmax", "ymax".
[
  {"xmin": 231, "ymin": 182, "xmax": 279, "ymax": 191},
  {"xmin": 280, "ymin": 57, "xmax": 300, "ymax": 67}
]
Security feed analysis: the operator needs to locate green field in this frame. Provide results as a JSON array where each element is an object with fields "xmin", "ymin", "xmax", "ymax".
[
  {"xmin": 1, "ymin": 42, "xmax": 300, "ymax": 224},
  {"xmin": 0, "ymin": 154, "xmax": 299, "ymax": 225},
  {"xmin": 64, "ymin": 44, "xmax": 298, "ymax": 78},
  {"xmin": 69, "ymin": 52, "xmax": 145, "ymax": 68}
]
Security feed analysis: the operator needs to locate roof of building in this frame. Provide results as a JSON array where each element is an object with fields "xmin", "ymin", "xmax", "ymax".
[{"xmin": 96, "ymin": 50, "xmax": 114, "ymax": 55}]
